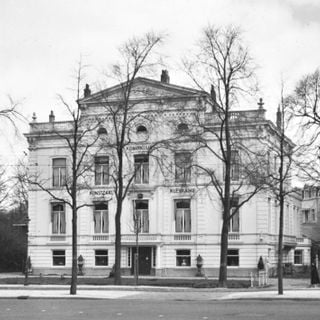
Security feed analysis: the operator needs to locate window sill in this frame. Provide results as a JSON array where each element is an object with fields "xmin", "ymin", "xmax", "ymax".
[
  {"xmin": 227, "ymin": 266, "xmax": 240, "ymax": 268},
  {"xmin": 93, "ymin": 265, "xmax": 109, "ymax": 268},
  {"xmin": 52, "ymin": 265, "xmax": 66, "ymax": 268},
  {"xmin": 175, "ymin": 266, "xmax": 191, "ymax": 268}
]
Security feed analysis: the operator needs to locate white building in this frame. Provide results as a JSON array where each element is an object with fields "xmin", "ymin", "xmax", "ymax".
[{"xmin": 25, "ymin": 72, "xmax": 310, "ymax": 277}]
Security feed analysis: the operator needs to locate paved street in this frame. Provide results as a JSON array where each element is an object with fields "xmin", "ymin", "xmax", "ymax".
[{"xmin": 1, "ymin": 299, "xmax": 320, "ymax": 320}]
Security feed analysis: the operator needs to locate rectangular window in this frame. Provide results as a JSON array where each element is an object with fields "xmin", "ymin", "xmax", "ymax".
[
  {"xmin": 302, "ymin": 209, "xmax": 316, "ymax": 223},
  {"xmin": 95, "ymin": 250, "xmax": 108, "ymax": 266},
  {"xmin": 52, "ymin": 250, "xmax": 65, "ymax": 266},
  {"xmin": 176, "ymin": 249, "xmax": 191, "ymax": 266},
  {"xmin": 231, "ymin": 150, "xmax": 240, "ymax": 181},
  {"xmin": 94, "ymin": 203, "xmax": 109, "ymax": 234},
  {"xmin": 133, "ymin": 200, "xmax": 149, "ymax": 233},
  {"xmin": 52, "ymin": 158, "xmax": 66, "ymax": 187},
  {"xmin": 134, "ymin": 155, "xmax": 149, "ymax": 184},
  {"xmin": 227, "ymin": 249, "xmax": 239, "ymax": 266},
  {"xmin": 294, "ymin": 250, "xmax": 303, "ymax": 265},
  {"xmin": 95, "ymin": 156, "xmax": 109, "ymax": 185},
  {"xmin": 229, "ymin": 208, "xmax": 240, "ymax": 232},
  {"xmin": 175, "ymin": 152, "xmax": 191, "ymax": 183},
  {"xmin": 175, "ymin": 200, "xmax": 191, "ymax": 233},
  {"xmin": 51, "ymin": 203, "xmax": 66, "ymax": 234}
]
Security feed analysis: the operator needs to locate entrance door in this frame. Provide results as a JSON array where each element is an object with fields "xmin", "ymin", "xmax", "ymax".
[{"xmin": 131, "ymin": 247, "xmax": 152, "ymax": 275}]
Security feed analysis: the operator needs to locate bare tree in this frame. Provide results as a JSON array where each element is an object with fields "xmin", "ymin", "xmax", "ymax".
[
  {"xmin": 25, "ymin": 61, "xmax": 104, "ymax": 294},
  {"xmin": 287, "ymin": 69, "xmax": 320, "ymax": 183},
  {"xmin": 0, "ymin": 96, "xmax": 24, "ymax": 129},
  {"xmin": 85, "ymin": 32, "xmax": 165, "ymax": 285},
  {"xmin": 182, "ymin": 25, "xmax": 267, "ymax": 287},
  {"xmin": 287, "ymin": 68, "xmax": 320, "ymax": 283},
  {"xmin": 264, "ymin": 87, "xmax": 294, "ymax": 295},
  {"xmin": 0, "ymin": 166, "xmax": 9, "ymax": 208}
]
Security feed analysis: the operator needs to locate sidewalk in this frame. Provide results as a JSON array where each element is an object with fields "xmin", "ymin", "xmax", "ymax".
[{"xmin": 0, "ymin": 276, "xmax": 318, "ymax": 300}]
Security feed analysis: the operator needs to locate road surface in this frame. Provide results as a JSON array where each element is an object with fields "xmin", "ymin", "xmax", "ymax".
[{"xmin": 0, "ymin": 299, "xmax": 319, "ymax": 319}]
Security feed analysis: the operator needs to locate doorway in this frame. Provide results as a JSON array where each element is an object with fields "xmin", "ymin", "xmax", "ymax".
[{"xmin": 131, "ymin": 247, "xmax": 152, "ymax": 275}]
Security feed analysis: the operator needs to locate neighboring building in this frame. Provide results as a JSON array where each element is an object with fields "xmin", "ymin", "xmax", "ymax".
[
  {"xmin": 301, "ymin": 185, "xmax": 320, "ymax": 266},
  {"xmin": 25, "ymin": 72, "xmax": 311, "ymax": 277}
]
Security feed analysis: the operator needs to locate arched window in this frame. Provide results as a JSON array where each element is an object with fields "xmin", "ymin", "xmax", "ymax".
[
  {"xmin": 177, "ymin": 123, "xmax": 189, "ymax": 132},
  {"xmin": 137, "ymin": 125, "xmax": 147, "ymax": 133},
  {"xmin": 97, "ymin": 127, "xmax": 107, "ymax": 135}
]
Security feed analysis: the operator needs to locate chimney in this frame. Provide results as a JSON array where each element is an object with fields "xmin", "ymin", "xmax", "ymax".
[
  {"xmin": 257, "ymin": 98, "xmax": 264, "ymax": 110},
  {"xmin": 276, "ymin": 105, "xmax": 281, "ymax": 129},
  {"xmin": 160, "ymin": 70, "xmax": 170, "ymax": 84},
  {"xmin": 84, "ymin": 84, "xmax": 91, "ymax": 97},
  {"xmin": 49, "ymin": 110, "xmax": 55, "ymax": 123}
]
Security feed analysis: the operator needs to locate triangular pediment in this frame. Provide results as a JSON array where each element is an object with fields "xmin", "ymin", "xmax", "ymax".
[{"xmin": 79, "ymin": 77, "xmax": 205, "ymax": 104}]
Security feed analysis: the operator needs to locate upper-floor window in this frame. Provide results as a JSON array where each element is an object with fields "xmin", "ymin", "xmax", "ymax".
[
  {"xmin": 134, "ymin": 155, "xmax": 149, "ymax": 184},
  {"xmin": 302, "ymin": 209, "xmax": 316, "ymax": 223},
  {"xmin": 97, "ymin": 127, "xmax": 107, "ymax": 135},
  {"xmin": 229, "ymin": 208, "xmax": 240, "ymax": 232},
  {"xmin": 136, "ymin": 125, "xmax": 147, "ymax": 133},
  {"xmin": 52, "ymin": 158, "xmax": 66, "ymax": 187},
  {"xmin": 175, "ymin": 199, "xmax": 191, "ymax": 233},
  {"xmin": 175, "ymin": 152, "xmax": 191, "ymax": 183},
  {"xmin": 177, "ymin": 123, "xmax": 189, "ymax": 132},
  {"xmin": 95, "ymin": 156, "xmax": 109, "ymax": 185},
  {"xmin": 231, "ymin": 150, "xmax": 240, "ymax": 181},
  {"xmin": 51, "ymin": 203, "xmax": 66, "ymax": 234},
  {"xmin": 229, "ymin": 197, "xmax": 239, "ymax": 232},
  {"xmin": 94, "ymin": 203, "xmax": 109, "ymax": 234},
  {"xmin": 133, "ymin": 200, "xmax": 149, "ymax": 233}
]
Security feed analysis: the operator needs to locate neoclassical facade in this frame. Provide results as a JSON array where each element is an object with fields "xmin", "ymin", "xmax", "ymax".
[{"xmin": 25, "ymin": 72, "xmax": 311, "ymax": 277}]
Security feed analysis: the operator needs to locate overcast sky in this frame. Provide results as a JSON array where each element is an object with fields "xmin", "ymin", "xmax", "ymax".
[{"xmin": 1, "ymin": 0, "xmax": 320, "ymax": 164}]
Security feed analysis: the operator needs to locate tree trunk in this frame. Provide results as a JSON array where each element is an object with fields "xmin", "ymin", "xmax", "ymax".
[
  {"xmin": 218, "ymin": 218, "xmax": 229, "ymax": 287},
  {"xmin": 114, "ymin": 203, "xmax": 122, "ymax": 285},
  {"xmin": 70, "ymin": 205, "xmax": 77, "ymax": 294},
  {"xmin": 277, "ymin": 194, "xmax": 284, "ymax": 295},
  {"xmin": 218, "ymin": 102, "xmax": 231, "ymax": 287}
]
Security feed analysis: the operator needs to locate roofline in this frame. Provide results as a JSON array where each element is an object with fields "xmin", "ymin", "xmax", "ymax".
[{"xmin": 78, "ymin": 76, "xmax": 207, "ymax": 104}]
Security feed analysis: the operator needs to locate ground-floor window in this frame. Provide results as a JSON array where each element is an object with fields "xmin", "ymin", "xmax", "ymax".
[
  {"xmin": 176, "ymin": 249, "xmax": 191, "ymax": 266},
  {"xmin": 52, "ymin": 250, "xmax": 65, "ymax": 266},
  {"xmin": 227, "ymin": 249, "xmax": 239, "ymax": 267},
  {"xmin": 294, "ymin": 250, "xmax": 303, "ymax": 265},
  {"xmin": 95, "ymin": 250, "xmax": 108, "ymax": 266}
]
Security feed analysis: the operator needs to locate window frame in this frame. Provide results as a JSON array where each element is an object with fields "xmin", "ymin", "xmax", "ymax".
[
  {"xmin": 51, "ymin": 203, "xmax": 66, "ymax": 235},
  {"xmin": 93, "ymin": 203, "xmax": 109, "ymax": 234},
  {"xmin": 133, "ymin": 200, "xmax": 149, "ymax": 233},
  {"xmin": 52, "ymin": 250, "xmax": 66, "ymax": 266},
  {"xmin": 134, "ymin": 154, "xmax": 149, "ymax": 184},
  {"xmin": 174, "ymin": 152, "xmax": 191, "ymax": 183},
  {"xmin": 230, "ymin": 150, "xmax": 240, "ymax": 181},
  {"xmin": 174, "ymin": 199, "xmax": 191, "ymax": 233},
  {"xmin": 294, "ymin": 250, "xmax": 303, "ymax": 265},
  {"xmin": 95, "ymin": 249, "xmax": 109, "ymax": 266},
  {"xmin": 94, "ymin": 156, "xmax": 109, "ymax": 186},
  {"xmin": 176, "ymin": 249, "xmax": 191, "ymax": 267},
  {"xmin": 52, "ymin": 158, "xmax": 66, "ymax": 187},
  {"xmin": 227, "ymin": 249, "xmax": 239, "ymax": 267},
  {"xmin": 229, "ymin": 207, "xmax": 240, "ymax": 233}
]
